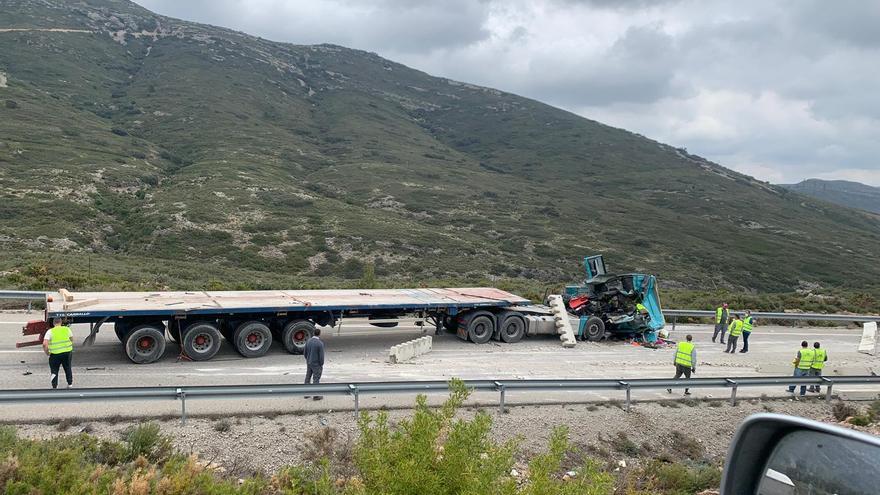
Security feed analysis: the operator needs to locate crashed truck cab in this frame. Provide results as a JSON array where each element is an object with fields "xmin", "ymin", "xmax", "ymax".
[{"xmin": 563, "ymin": 255, "xmax": 665, "ymax": 341}]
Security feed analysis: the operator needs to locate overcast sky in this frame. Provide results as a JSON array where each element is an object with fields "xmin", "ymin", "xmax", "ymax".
[{"xmin": 137, "ymin": 0, "xmax": 880, "ymax": 186}]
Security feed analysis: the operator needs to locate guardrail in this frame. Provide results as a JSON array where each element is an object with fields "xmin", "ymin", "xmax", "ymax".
[
  {"xmin": 1, "ymin": 376, "xmax": 877, "ymax": 424},
  {"xmin": 0, "ymin": 290, "xmax": 47, "ymax": 300},
  {"xmin": 663, "ymin": 310, "xmax": 880, "ymax": 329}
]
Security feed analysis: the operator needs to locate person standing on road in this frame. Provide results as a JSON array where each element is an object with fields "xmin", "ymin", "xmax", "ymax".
[
  {"xmin": 809, "ymin": 342, "xmax": 828, "ymax": 393},
  {"xmin": 739, "ymin": 310, "xmax": 755, "ymax": 353},
  {"xmin": 667, "ymin": 334, "xmax": 696, "ymax": 396},
  {"xmin": 725, "ymin": 315, "xmax": 743, "ymax": 353},
  {"xmin": 303, "ymin": 328, "xmax": 325, "ymax": 401},
  {"xmin": 42, "ymin": 317, "xmax": 73, "ymax": 389},
  {"xmin": 712, "ymin": 303, "xmax": 729, "ymax": 344},
  {"xmin": 787, "ymin": 341, "xmax": 815, "ymax": 399}
]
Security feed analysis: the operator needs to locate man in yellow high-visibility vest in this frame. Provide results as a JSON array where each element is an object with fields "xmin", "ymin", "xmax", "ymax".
[
  {"xmin": 712, "ymin": 303, "xmax": 729, "ymax": 344},
  {"xmin": 725, "ymin": 314, "xmax": 743, "ymax": 354},
  {"xmin": 42, "ymin": 318, "xmax": 74, "ymax": 389},
  {"xmin": 667, "ymin": 334, "xmax": 696, "ymax": 396},
  {"xmin": 809, "ymin": 342, "xmax": 828, "ymax": 393},
  {"xmin": 787, "ymin": 340, "xmax": 814, "ymax": 399}
]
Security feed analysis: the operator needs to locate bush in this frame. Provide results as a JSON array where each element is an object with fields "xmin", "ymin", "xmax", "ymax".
[
  {"xmin": 610, "ymin": 431, "xmax": 642, "ymax": 457},
  {"xmin": 213, "ymin": 419, "xmax": 232, "ymax": 432},
  {"xmin": 669, "ymin": 431, "xmax": 704, "ymax": 461},
  {"xmin": 121, "ymin": 422, "xmax": 173, "ymax": 463},
  {"xmin": 848, "ymin": 415, "xmax": 872, "ymax": 427},
  {"xmin": 649, "ymin": 461, "xmax": 722, "ymax": 493},
  {"xmin": 4, "ymin": 100, "xmax": 17, "ymax": 109},
  {"xmin": 832, "ymin": 401, "xmax": 858, "ymax": 422}
]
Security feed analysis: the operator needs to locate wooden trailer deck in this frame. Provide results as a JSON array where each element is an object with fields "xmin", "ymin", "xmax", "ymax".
[{"xmin": 47, "ymin": 287, "xmax": 531, "ymax": 318}]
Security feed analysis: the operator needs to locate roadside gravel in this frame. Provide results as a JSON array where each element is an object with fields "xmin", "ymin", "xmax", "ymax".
[{"xmin": 11, "ymin": 396, "xmax": 863, "ymax": 476}]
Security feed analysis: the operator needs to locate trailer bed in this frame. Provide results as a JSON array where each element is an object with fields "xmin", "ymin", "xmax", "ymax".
[{"xmin": 47, "ymin": 287, "xmax": 530, "ymax": 319}]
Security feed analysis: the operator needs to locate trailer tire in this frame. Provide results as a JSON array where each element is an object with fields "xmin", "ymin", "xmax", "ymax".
[
  {"xmin": 281, "ymin": 319, "xmax": 314, "ymax": 354},
  {"xmin": 233, "ymin": 321, "xmax": 273, "ymax": 358},
  {"xmin": 124, "ymin": 325, "xmax": 166, "ymax": 364},
  {"xmin": 182, "ymin": 322, "xmax": 222, "ymax": 361},
  {"xmin": 442, "ymin": 315, "xmax": 459, "ymax": 332},
  {"xmin": 584, "ymin": 316, "xmax": 605, "ymax": 341},
  {"xmin": 498, "ymin": 313, "xmax": 525, "ymax": 343},
  {"xmin": 466, "ymin": 312, "xmax": 495, "ymax": 344}
]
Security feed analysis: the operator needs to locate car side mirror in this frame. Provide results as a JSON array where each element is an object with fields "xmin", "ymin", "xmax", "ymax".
[{"xmin": 721, "ymin": 413, "xmax": 880, "ymax": 494}]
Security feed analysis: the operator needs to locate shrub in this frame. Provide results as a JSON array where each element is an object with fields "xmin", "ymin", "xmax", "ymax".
[
  {"xmin": 648, "ymin": 461, "xmax": 722, "ymax": 493},
  {"xmin": 121, "ymin": 422, "xmax": 173, "ymax": 463},
  {"xmin": 213, "ymin": 419, "xmax": 232, "ymax": 432},
  {"xmin": 832, "ymin": 401, "xmax": 858, "ymax": 422},
  {"xmin": 848, "ymin": 415, "xmax": 872, "ymax": 427},
  {"xmin": 669, "ymin": 431, "xmax": 704, "ymax": 461},
  {"xmin": 4, "ymin": 100, "xmax": 17, "ymax": 109},
  {"xmin": 610, "ymin": 431, "xmax": 642, "ymax": 457}
]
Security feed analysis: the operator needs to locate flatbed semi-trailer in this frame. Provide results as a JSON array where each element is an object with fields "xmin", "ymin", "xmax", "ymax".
[{"xmin": 20, "ymin": 287, "xmax": 562, "ymax": 364}]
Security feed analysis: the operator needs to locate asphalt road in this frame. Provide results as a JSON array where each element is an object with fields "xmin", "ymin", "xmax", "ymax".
[{"xmin": 1, "ymin": 311, "xmax": 877, "ymax": 421}]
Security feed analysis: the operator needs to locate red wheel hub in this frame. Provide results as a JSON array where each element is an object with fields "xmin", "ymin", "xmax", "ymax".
[
  {"xmin": 195, "ymin": 335, "xmax": 206, "ymax": 345},
  {"xmin": 294, "ymin": 331, "xmax": 305, "ymax": 341},
  {"xmin": 247, "ymin": 333, "xmax": 258, "ymax": 343},
  {"xmin": 138, "ymin": 337, "xmax": 152, "ymax": 349}
]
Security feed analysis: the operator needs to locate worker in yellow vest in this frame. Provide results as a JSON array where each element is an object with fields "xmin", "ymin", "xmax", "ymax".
[
  {"xmin": 42, "ymin": 317, "xmax": 74, "ymax": 389},
  {"xmin": 739, "ymin": 310, "xmax": 755, "ymax": 353},
  {"xmin": 809, "ymin": 342, "xmax": 828, "ymax": 393},
  {"xmin": 712, "ymin": 303, "xmax": 729, "ymax": 344},
  {"xmin": 724, "ymin": 314, "xmax": 743, "ymax": 354},
  {"xmin": 787, "ymin": 340, "xmax": 814, "ymax": 399},
  {"xmin": 667, "ymin": 334, "xmax": 696, "ymax": 396}
]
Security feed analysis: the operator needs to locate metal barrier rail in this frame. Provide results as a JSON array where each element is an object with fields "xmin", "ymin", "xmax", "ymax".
[
  {"xmin": 1, "ymin": 376, "xmax": 877, "ymax": 424},
  {"xmin": 663, "ymin": 309, "xmax": 879, "ymax": 330},
  {"xmin": 0, "ymin": 290, "xmax": 47, "ymax": 300}
]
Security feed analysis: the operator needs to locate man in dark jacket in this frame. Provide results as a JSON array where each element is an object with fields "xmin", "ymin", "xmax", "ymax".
[{"xmin": 303, "ymin": 328, "xmax": 325, "ymax": 400}]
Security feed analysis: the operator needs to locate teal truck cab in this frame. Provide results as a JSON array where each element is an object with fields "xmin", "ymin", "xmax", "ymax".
[{"xmin": 563, "ymin": 255, "xmax": 665, "ymax": 341}]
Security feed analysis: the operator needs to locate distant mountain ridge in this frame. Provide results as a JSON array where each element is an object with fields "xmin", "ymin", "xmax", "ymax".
[
  {"xmin": 0, "ymin": 0, "xmax": 879, "ymax": 292},
  {"xmin": 780, "ymin": 179, "xmax": 880, "ymax": 214}
]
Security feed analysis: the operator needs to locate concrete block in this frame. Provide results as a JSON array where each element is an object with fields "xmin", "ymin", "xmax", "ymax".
[
  {"xmin": 388, "ymin": 336, "xmax": 432, "ymax": 364},
  {"xmin": 546, "ymin": 294, "xmax": 577, "ymax": 348},
  {"xmin": 858, "ymin": 322, "xmax": 877, "ymax": 355}
]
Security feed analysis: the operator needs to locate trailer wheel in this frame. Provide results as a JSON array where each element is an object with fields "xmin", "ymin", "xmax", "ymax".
[
  {"xmin": 233, "ymin": 321, "xmax": 273, "ymax": 358},
  {"xmin": 584, "ymin": 316, "xmax": 605, "ymax": 341},
  {"xmin": 368, "ymin": 314, "xmax": 399, "ymax": 328},
  {"xmin": 466, "ymin": 312, "xmax": 495, "ymax": 344},
  {"xmin": 281, "ymin": 319, "xmax": 315, "ymax": 354},
  {"xmin": 442, "ymin": 315, "xmax": 459, "ymax": 332},
  {"xmin": 498, "ymin": 314, "xmax": 525, "ymax": 343},
  {"xmin": 182, "ymin": 322, "xmax": 222, "ymax": 361},
  {"xmin": 124, "ymin": 325, "xmax": 166, "ymax": 364}
]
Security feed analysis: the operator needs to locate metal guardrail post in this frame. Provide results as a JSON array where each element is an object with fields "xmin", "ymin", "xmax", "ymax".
[
  {"xmin": 27, "ymin": 301, "xmax": 32, "ymax": 313},
  {"xmin": 671, "ymin": 315, "xmax": 676, "ymax": 331},
  {"xmin": 619, "ymin": 381, "xmax": 631, "ymax": 412},
  {"xmin": 823, "ymin": 378, "xmax": 833, "ymax": 403},
  {"xmin": 495, "ymin": 381, "xmax": 505, "ymax": 414},
  {"xmin": 349, "ymin": 384, "xmax": 359, "ymax": 417},
  {"xmin": 176, "ymin": 388, "xmax": 187, "ymax": 425},
  {"xmin": 726, "ymin": 379, "xmax": 737, "ymax": 406}
]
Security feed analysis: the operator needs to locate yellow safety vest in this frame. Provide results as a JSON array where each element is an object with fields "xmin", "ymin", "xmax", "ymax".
[
  {"xmin": 812, "ymin": 349, "xmax": 826, "ymax": 370},
  {"xmin": 675, "ymin": 341, "xmax": 695, "ymax": 367},
  {"xmin": 48, "ymin": 326, "xmax": 73, "ymax": 354},
  {"xmin": 636, "ymin": 303, "xmax": 648, "ymax": 314},
  {"xmin": 728, "ymin": 319, "xmax": 743, "ymax": 337},
  {"xmin": 715, "ymin": 307, "xmax": 724, "ymax": 324},
  {"xmin": 742, "ymin": 316, "xmax": 753, "ymax": 332},
  {"xmin": 797, "ymin": 348, "xmax": 815, "ymax": 370}
]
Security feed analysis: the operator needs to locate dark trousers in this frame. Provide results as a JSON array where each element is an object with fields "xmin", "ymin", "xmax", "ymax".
[
  {"xmin": 788, "ymin": 368, "xmax": 810, "ymax": 395},
  {"xmin": 305, "ymin": 365, "xmax": 322, "ymax": 384},
  {"xmin": 712, "ymin": 323, "xmax": 726, "ymax": 343},
  {"xmin": 725, "ymin": 335, "xmax": 739, "ymax": 353},
  {"xmin": 810, "ymin": 368, "xmax": 822, "ymax": 392},
  {"xmin": 673, "ymin": 364, "xmax": 692, "ymax": 392},
  {"xmin": 49, "ymin": 352, "xmax": 72, "ymax": 388},
  {"xmin": 741, "ymin": 331, "xmax": 751, "ymax": 352}
]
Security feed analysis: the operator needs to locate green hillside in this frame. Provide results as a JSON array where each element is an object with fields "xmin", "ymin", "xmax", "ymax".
[
  {"xmin": 781, "ymin": 179, "xmax": 880, "ymax": 215},
  {"xmin": 1, "ymin": 0, "xmax": 879, "ymax": 293}
]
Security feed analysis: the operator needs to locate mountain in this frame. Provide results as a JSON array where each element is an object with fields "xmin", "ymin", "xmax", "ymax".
[
  {"xmin": 1, "ymin": 0, "xmax": 879, "ymax": 292},
  {"xmin": 780, "ymin": 179, "xmax": 880, "ymax": 215}
]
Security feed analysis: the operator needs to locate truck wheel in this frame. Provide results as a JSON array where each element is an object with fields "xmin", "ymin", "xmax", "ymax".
[
  {"xmin": 182, "ymin": 322, "xmax": 222, "ymax": 361},
  {"xmin": 499, "ymin": 314, "xmax": 525, "ymax": 343},
  {"xmin": 282, "ymin": 319, "xmax": 314, "ymax": 354},
  {"xmin": 442, "ymin": 315, "xmax": 459, "ymax": 332},
  {"xmin": 584, "ymin": 316, "xmax": 605, "ymax": 341},
  {"xmin": 124, "ymin": 325, "xmax": 166, "ymax": 364},
  {"xmin": 233, "ymin": 321, "xmax": 273, "ymax": 358},
  {"xmin": 466, "ymin": 312, "xmax": 495, "ymax": 344}
]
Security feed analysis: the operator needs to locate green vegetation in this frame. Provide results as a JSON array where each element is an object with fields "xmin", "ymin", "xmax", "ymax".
[
  {"xmin": 0, "ymin": 0, "xmax": 878, "ymax": 294},
  {"xmin": 0, "ymin": 382, "xmax": 723, "ymax": 494}
]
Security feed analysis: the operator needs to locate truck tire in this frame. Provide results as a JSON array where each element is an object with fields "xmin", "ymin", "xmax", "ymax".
[
  {"xmin": 182, "ymin": 321, "xmax": 222, "ymax": 361},
  {"xmin": 233, "ymin": 321, "xmax": 273, "ymax": 358},
  {"xmin": 442, "ymin": 315, "xmax": 459, "ymax": 333},
  {"xmin": 584, "ymin": 316, "xmax": 605, "ymax": 341},
  {"xmin": 124, "ymin": 325, "xmax": 166, "ymax": 364},
  {"xmin": 281, "ymin": 319, "xmax": 314, "ymax": 354},
  {"xmin": 465, "ymin": 312, "xmax": 495, "ymax": 344},
  {"xmin": 368, "ymin": 314, "xmax": 398, "ymax": 328},
  {"xmin": 498, "ymin": 313, "xmax": 525, "ymax": 343}
]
